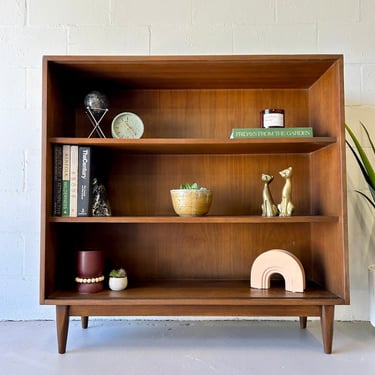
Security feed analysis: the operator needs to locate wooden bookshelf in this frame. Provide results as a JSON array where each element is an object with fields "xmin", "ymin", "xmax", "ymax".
[{"xmin": 40, "ymin": 55, "xmax": 348, "ymax": 353}]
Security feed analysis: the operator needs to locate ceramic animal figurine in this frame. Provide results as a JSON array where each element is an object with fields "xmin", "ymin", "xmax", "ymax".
[
  {"xmin": 278, "ymin": 167, "xmax": 294, "ymax": 217},
  {"xmin": 91, "ymin": 178, "xmax": 112, "ymax": 217},
  {"xmin": 261, "ymin": 173, "xmax": 279, "ymax": 217}
]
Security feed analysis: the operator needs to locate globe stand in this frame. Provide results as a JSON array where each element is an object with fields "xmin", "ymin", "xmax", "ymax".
[{"xmin": 85, "ymin": 107, "xmax": 108, "ymax": 138}]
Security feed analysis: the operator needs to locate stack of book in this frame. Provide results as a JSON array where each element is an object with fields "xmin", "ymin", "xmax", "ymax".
[{"xmin": 53, "ymin": 145, "xmax": 92, "ymax": 217}]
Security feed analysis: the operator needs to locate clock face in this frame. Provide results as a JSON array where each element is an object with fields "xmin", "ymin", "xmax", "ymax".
[{"xmin": 111, "ymin": 112, "xmax": 144, "ymax": 139}]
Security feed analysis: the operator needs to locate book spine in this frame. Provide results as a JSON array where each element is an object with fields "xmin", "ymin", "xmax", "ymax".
[
  {"xmin": 69, "ymin": 145, "xmax": 79, "ymax": 217},
  {"xmin": 230, "ymin": 127, "xmax": 313, "ymax": 138},
  {"xmin": 61, "ymin": 145, "xmax": 71, "ymax": 217},
  {"xmin": 77, "ymin": 146, "xmax": 92, "ymax": 217},
  {"xmin": 52, "ymin": 144, "xmax": 63, "ymax": 216}
]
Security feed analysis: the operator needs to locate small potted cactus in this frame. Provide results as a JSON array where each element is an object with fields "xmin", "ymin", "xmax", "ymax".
[
  {"xmin": 170, "ymin": 182, "xmax": 213, "ymax": 217},
  {"xmin": 108, "ymin": 268, "xmax": 128, "ymax": 291}
]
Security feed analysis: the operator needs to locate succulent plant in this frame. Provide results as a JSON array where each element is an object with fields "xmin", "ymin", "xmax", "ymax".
[
  {"xmin": 109, "ymin": 268, "xmax": 127, "ymax": 278},
  {"xmin": 179, "ymin": 182, "xmax": 207, "ymax": 190}
]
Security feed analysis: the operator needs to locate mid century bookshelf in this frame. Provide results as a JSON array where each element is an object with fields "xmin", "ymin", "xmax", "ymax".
[{"xmin": 40, "ymin": 55, "xmax": 349, "ymax": 354}]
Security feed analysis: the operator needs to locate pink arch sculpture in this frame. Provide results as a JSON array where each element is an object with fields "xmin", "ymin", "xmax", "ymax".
[{"xmin": 250, "ymin": 249, "xmax": 306, "ymax": 293}]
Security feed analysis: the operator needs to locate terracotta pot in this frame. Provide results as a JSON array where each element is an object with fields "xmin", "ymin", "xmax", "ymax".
[{"xmin": 76, "ymin": 250, "xmax": 104, "ymax": 293}]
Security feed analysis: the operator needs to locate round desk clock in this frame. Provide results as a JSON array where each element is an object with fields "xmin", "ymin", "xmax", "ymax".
[{"xmin": 111, "ymin": 112, "xmax": 144, "ymax": 139}]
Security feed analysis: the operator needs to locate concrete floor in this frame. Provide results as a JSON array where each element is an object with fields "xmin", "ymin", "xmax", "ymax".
[{"xmin": 1, "ymin": 319, "xmax": 375, "ymax": 374}]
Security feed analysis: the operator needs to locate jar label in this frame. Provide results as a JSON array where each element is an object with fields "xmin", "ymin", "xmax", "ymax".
[{"xmin": 263, "ymin": 113, "xmax": 284, "ymax": 128}]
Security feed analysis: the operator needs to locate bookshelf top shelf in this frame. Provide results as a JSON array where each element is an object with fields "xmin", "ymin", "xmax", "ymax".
[
  {"xmin": 44, "ymin": 54, "xmax": 342, "ymax": 89},
  {"xmin": 49, "ymin": 137, "xmax": 336, "ymax": 154}
]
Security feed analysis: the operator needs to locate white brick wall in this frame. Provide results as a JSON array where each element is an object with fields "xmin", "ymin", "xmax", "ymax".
[
  {"xmin": 28, "ymin": 0, "xmax": 110, "ymax": 26},
  {"xmin": 277, "ymin": 0, "xmax": 360, "ymax": 23},
  {"xmin": 0, "ymin": 0, "xmax": 25, "ymax": 26},
  {"xmin": 233, "ymin": 24, "xmax": 317, "ymax": 54},
  {"xmin": 192, "ymin": 0, "xmax": 275, "ymax": 25},
  {"xmin": 0, "ymin": 0, "xmax": 374, "ymax": 321},
  {"xmin": 111, "ymin": 0, "xmax": 192, "ymax": 25},
  {"xmin": 68, "ymin": 26, "xmax": 150, "ymax": 55}
]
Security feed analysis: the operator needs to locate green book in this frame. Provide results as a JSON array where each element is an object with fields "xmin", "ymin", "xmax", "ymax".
[{"xmin": 230, "ymin": 127, "xmax": 313, "ymax": 139}]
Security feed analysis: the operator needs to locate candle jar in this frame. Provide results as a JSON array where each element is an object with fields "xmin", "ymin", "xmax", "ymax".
[{"xmin": 260, "ymin": 109, "xmax": 285, "ymax": 128}]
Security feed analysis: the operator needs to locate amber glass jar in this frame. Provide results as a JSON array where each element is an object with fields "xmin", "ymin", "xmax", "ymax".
[{"xmin": 260, "ymin": 109, "xmax": 285, "ymax": 128}]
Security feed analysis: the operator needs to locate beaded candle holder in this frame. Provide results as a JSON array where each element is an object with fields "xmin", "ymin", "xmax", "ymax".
[{"xmin": 76, "ymin": 250, "xmax": 104, "ymax": 293}]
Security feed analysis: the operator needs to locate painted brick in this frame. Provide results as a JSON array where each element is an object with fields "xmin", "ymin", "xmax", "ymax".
[
  {"xmin": 193, "ymin": 0, "xmax": 275, "ymax": 25},
  {"xmin": 0, "ymin": 0, "xmax": 25, "ymax": 25},
  {"xmin": 233, "ymin": 24, "xmax": 317, "ymax": 54},
  {"xmin": 23, "ymin": 232, "xmax": 41, "ymax": 276},
  {"xmin": 0, "ymin": 109, "xmax": 41, "ymax": 146},
  {"xmin": 23, "ymin": 146, "xmax": 42, "ymax": 194},
  {"xmin": 0, "ymin": 27, "xmax": 66, "ymax": 68},
  {"xmin": 344, "ymin": 64, "xmax": 361, "ymax": 106},
  {"xmin": 111, "ymin": 0, "xmax": 191, "ymax": 25},
  {"xmin": 0, "ymin": 232, "xmax": 24, "ymax": 275},
  {"xmin": 151, "ymin": 24, "xmax": 233, "ymax": 55},
  {"xmin": 0, "ymin": 68, "xmax": 26, "ymax": 109},
  {"xmin": 68, "ymin": 26, "xmax": 150, "ymax": 55},
  {"xmin": 0, "ymin": 192, "xmax": 41, "ymax": 234},
  {"xmin": 319, "ymin": 22, "xmax": 375, "ymax": 64},
  {"xmin": 28, "ymin": 0, "xmax": 110, "ymax": 26},
  {"xmin": 362, "ymin": 64, "xmax": 375, "ymax": 105},
  {"xmin": 26, "ymin": 68, "xmax": 42, "ymax": 109},
  {"xmin": 0, "ymin": 150, "xmax": 26, "ymax": 193},
  {"xmin": 360, "ymin": 0, "xmax": 375, "ymax": 22},
  {"xmin": 277, "ymin": 0, "xmax": 359, "ymax": 23}
]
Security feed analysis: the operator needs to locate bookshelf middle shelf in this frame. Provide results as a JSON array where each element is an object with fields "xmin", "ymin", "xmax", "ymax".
[
  {"xmin": 49, "ymin": 137, "xmax": 336, "ymax": 155},
  {"xmin": 49, "ymin": 215, "xmax": 338, "ymax": 223}
]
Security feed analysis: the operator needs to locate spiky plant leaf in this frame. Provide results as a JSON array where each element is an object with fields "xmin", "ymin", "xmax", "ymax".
[
  {"xmin": 346, "ymin": 141, "xmax": 371, "ymax": 185},
  {"xmin": 346, "ymin": 123, "xmax": 375, "ymax": 208},
  {"xmin": 355, "ymin": 190, "xmax": 375, "ymax": 210},
  {"xmin": 360, "ymin": 121, "xmax": 375, "ymax": 156}
]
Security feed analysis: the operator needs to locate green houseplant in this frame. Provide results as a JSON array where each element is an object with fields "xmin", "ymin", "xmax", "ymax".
[
  {"xmin": 109, "ymin": 268, "xmax": 128, "ymax": 291},
  {"xmin": 345, "ymin": 122, "xmax": 375, "ymax": 209},
  {"xmin": 346, "ymin": 122, "xmax": 375, "ymax": 326}
]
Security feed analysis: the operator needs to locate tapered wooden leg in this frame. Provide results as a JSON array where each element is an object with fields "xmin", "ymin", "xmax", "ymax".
[
  {"xmin": 320, "ymin": 305, "xmax": 334, "ymax": 354},
  {"xmin": 299, "ymin": 316, "xmax": 307, "ymax": 329},
  {"xmin": 56, "ymin": 305, "xmax": 70, "ymax": 354},
  {"xmin": 81, "ymin": 316, "xmax": 89, "ymax": 329}
]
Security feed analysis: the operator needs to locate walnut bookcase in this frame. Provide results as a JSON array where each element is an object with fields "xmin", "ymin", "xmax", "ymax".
[{"xmin": 40, "ymin": 55, "xmax": 349, "ymax": 354}]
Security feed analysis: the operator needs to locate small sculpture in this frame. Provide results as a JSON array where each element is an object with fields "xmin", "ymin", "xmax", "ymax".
[
  {"xmin": 84, "ymin": 91, "xmax": 109, "ymax": 138},
  {"xmin": 250, "ymin": 249, "xmax": 305, "ymax": 293},
  {"xmin": 91, "ymin": 178, "xmax": 112, "ymax": 216},
  {"xmin": 278, "ymin": 167, "xmax": 294, "ymax": 217},
  {"xmin": 84, "ymin": 91, "xmax": 109, "ymax": 118},
  {"xmin": 261, "ymin": 173, "xmax": 279, "ymax": 217}
]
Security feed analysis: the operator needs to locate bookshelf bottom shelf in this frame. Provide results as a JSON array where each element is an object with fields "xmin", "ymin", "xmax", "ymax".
[{"xmin": 49, "ymin": 280, "xmax": 342, "ymax": 354}]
